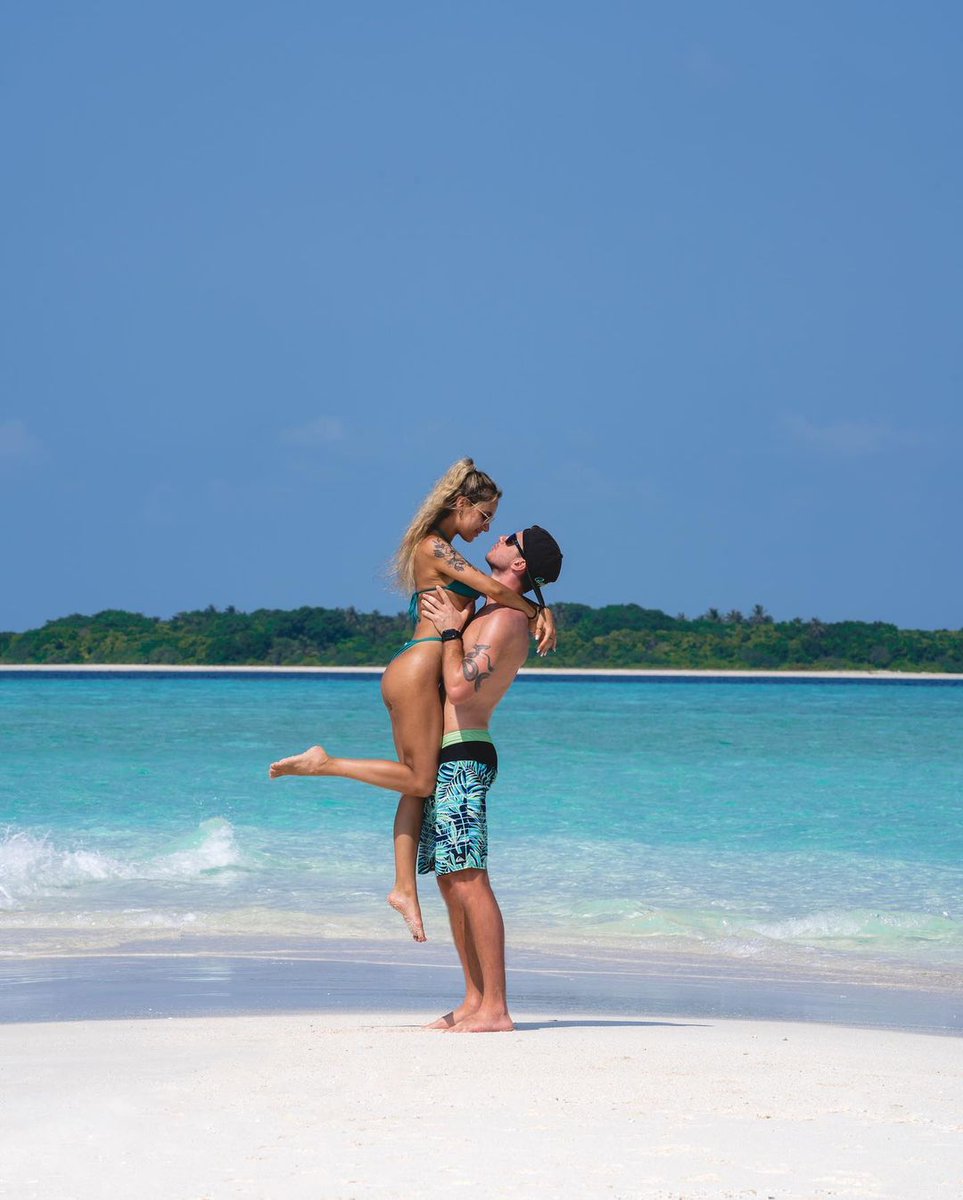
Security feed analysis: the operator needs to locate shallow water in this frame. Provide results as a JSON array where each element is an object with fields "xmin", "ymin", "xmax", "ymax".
[{"xmin": 3, "ymin": 675, "xmax": 962, "ymax": 986}]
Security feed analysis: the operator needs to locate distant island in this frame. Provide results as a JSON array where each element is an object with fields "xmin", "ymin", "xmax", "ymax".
[{"xmin": 2, "ymin": 604, "xmax": 961, "ymax": 673}]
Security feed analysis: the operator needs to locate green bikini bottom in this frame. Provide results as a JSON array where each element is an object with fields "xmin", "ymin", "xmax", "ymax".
[{"xmin": 390, "ymin": 635, "xmax": 442, "ymax": 662}]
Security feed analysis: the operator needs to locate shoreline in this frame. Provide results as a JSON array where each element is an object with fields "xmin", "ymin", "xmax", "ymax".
[
  {"xmin": 2, "ymin": 662, "xmax": 962, "ymax": 682},
  {"xmin": 4, "ymin": 937, "xmax": 961, "ymax": 1035}
]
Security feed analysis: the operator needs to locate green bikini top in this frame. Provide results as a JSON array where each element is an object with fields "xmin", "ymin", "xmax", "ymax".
[
  {"xmin": 408, "ymin": 528, "xmax": 484, "ymax": 624},
  {"xmin": 408, "ymin": 579, "xmax": 483, "ymax": 625}
]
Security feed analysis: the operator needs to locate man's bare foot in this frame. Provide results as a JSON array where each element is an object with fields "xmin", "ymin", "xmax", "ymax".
[
  {"xmin": 269, "ymin": 745, "xmax": 330, "ymax": 778},
  {"xmin": 424, "ymin": 1000, "xmax": 480, "ymax": 1030},
  {"xmin": 447, "ymin": 1011, "xmax": 515, "ymax": 1033},
  {"xmin": 387, "ymin": 890, "xmax": 427, "ymax": 942}
]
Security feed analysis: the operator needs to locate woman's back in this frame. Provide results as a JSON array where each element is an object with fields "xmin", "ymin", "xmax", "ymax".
[{"xmin": 407, "ymin": 533, "xmax": 484, "ymax": 635}]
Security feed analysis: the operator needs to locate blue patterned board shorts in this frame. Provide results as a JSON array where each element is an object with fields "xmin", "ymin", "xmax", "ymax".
[{"xmin": 417, "ymin": 742, "xmax": 498, "ymax": 877}]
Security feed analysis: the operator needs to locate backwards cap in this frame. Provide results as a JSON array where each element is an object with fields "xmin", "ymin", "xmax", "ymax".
[{"xmin": 519, "ymin": 525, "xmax": 563, "ymax": 605}]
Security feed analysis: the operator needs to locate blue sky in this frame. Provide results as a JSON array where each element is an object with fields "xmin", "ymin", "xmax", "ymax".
[{"xmin": 2, "ymin": 3, "xmax": 961, "ymax": 632}]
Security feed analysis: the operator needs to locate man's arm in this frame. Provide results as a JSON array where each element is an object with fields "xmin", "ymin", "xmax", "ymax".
[
  {"xmin": 423, "ymin": 537, "xmax": 556, "ymax": 655},
  {"xmin": 420, "ymin": 588, "xmax": 528, "ymax": 706}
]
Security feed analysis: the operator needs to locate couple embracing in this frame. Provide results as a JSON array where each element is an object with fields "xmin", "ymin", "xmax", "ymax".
[{"xmin": 270, "ymin": 458, "xmax": 563, "ymax": 1033}]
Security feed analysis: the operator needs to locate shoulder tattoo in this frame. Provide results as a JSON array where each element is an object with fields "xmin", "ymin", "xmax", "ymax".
[
  {"xmin": 431, "ymin": 536, "xmax": 469, "ymax": 574},
  {"xmin": 462, "ymin": 643, "xmax": 495, "ymax": 692}
]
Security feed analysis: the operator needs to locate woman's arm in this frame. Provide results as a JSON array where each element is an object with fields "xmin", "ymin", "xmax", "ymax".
[
  {"xmin": 425, "ymin": 536, "xmax": 557, "ymax": 654},
  {"xmin": 532, "ymin": 606, "xmax": 556, "ymax": 654}
]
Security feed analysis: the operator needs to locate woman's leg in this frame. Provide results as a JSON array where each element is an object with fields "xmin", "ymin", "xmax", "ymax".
[
  {"xmin": 389, "ymin": 796, "xmax": 430, "ymax": 941},
  {"xmin": 268, "ymin": 644, "xmax": 444, "ymax": 940},
  {"xmin": 384, "ymin": 654, "xmax": 443, "ymax": 942},
  {"xmin": 268, "ymin": 645, "xmax": 443, "ymax": 794},
  {"xmin": 268, "ymin": 749, "xmax": 437, "ymax": 794}
]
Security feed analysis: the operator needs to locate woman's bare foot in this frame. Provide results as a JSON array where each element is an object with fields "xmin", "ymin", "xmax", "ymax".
[
  {"xmin": 424, "ymin": 1000, "xmax": 480, "ymax": 1030},
  {"xmin": 269, "ymin": 745, "xmax": 330, "ymax": 778},
  {"xmin": 387, "ymin": 890, "xmax": 427, "ymax": 942},
  {"xmin": 447, "ymin": 1011, "xmax": 515, "ymax": 1033}
]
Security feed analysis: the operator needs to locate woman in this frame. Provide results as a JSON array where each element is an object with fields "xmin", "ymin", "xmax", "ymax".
[{"xmin": 269, "ymin": 458, "xmax": 555, "ymax": 941}]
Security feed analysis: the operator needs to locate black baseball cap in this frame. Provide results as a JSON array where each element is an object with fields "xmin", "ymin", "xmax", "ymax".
[{"xmin": 518, "ymin": 525, "xmax": 563, "ymax": 607}]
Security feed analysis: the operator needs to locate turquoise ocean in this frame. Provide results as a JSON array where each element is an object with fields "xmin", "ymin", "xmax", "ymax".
[{"xmin": 3, "ymin": 671, "xmax": 963, "ymax": 998}]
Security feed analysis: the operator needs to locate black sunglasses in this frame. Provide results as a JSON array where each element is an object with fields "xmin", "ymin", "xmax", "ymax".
[{"xmin": 506, "ymin": 532, "xmax": 545, "ymax": 610}]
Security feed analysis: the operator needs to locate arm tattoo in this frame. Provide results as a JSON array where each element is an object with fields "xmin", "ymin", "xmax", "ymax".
[
  {"xmin": 462, "ymin": 643, "xmax": 495, "ymax": 692},
  {"xmin": 431, "ymin": 537, "xmax": 468, "ymax": 574}
]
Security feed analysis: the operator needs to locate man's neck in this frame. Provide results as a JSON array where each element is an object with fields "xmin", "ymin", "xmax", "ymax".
[{"xmin": 487, "ymin": 566, "xmax": 524, "ymax": 598}]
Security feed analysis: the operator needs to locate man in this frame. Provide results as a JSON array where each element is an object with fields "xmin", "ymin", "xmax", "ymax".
[
  {"xmin": 417, "ymin": 525, "xmax": 563, "ymax": 1033},
  {"xmin": 269, "ymin": 524, "xmax": 563, "ymax": 1031}
]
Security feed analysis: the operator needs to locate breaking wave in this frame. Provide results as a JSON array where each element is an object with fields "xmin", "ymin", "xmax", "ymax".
[{"xmin": 0, "ymin": 819, "xmax": 243, "ymax": 909}]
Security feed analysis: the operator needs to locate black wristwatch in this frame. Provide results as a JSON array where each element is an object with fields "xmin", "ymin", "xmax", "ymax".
[{"xmin": 440, "ymin": 628, "xmax": 463, "ymax": 642}]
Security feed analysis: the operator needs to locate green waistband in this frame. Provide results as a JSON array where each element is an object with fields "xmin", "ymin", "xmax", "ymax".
[{"xmin": 441, "ymin": 729, "xmax": 493, "ymax": 748}]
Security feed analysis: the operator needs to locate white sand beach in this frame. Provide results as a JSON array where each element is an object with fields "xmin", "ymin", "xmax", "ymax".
[{"xmin": 3, "ymin": 1011, "xmax": 961, "ymax": 1199}]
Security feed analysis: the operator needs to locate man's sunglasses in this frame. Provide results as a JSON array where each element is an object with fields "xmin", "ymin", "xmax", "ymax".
[{"xmin": 507, "ymin": 532, "xmax": 545, "ymax": 610}]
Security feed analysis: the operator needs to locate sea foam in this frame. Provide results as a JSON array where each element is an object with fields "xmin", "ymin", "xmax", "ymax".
[{"xmin": 0, "ymin": 818, "xmax": 243, "ymax": 909}]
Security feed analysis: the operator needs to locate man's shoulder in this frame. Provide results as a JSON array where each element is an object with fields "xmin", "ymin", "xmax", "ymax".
[
  {"xmin": 467, "ymin": 604, "xmax": 529, "ymax": 650},
  {"xmin": 472, "ymin": 602, "xmax": 529, "ymax": 629}
]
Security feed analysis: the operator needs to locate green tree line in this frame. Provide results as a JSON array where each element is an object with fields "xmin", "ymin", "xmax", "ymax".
[{"xmin": 2, "ymin": 603, "xmax": 962, "ymax": 672}]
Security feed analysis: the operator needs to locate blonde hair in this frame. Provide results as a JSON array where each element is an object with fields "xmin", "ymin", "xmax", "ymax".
[{"xmin": 392, "ymin": 458, "xmax": 502, "ymax": 593}]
